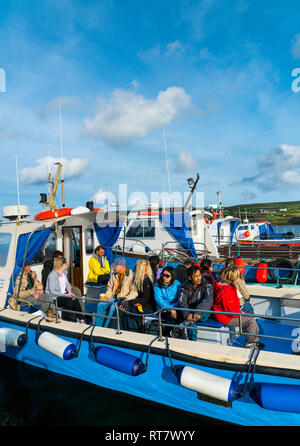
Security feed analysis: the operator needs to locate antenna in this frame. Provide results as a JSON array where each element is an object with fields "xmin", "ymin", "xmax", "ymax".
[
  {"xmin": 163, "ymin": 128, "xmax": 172, "ymax": 209},
  {"xmin": 15, "ymin": 154, "xmax": 21, "ymax": 220},
  {"xmin": 59, "ymin": 100, "xmax": 65, "ymax": 207}
]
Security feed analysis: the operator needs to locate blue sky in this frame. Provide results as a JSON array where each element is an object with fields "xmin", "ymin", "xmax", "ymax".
[{"xmin": 1, "ymin": 0, "xmax": 300, "ymax": 215}]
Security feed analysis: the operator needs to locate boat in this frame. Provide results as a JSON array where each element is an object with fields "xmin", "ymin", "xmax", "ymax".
[
  {"xmin": 235, "ymin": 220, "xmax": 300, "ymax": 246},
  {"xmin": 2, "ymin": 162, "xmax": 300, "ymax": 426},
  {"xmin": 1, "ymin": 194, "xmax": 300, "ymax": 425}
]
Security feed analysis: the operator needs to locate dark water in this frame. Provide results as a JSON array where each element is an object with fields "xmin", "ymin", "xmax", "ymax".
[{"xmin": 0, "ymin": 355, "xmax": 223, "ymax": 427}]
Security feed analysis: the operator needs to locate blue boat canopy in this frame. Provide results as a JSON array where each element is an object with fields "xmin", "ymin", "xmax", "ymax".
[
  {"xmin": 230, "ymin": 220, "xmax": 239, "ymax": 246},
  {"xmin": 94, "ymin": 221, "xmax": 123, "ymax": 264},
  {"xmin": 159, "ymin": 212, "xmax": 197, "ymax": 258},
  {"xmin": 7, "ymin": 227, "xmax": 51, "ymax": 304}
]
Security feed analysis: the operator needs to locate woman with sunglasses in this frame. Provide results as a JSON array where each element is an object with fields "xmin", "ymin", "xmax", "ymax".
[{"xmin": 154, "ymin": 266, "xmax": 182, "ymax": 325}]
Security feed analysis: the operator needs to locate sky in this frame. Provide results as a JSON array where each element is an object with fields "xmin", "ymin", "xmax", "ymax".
[{"xmin": 1, "ymin": 0, "xmax": 300, "ymax": 216}]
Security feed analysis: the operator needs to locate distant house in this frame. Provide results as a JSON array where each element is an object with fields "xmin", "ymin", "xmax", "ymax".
[{"xmin": 279, "ymin": 208, "xmax": 287, "ymax": 212}]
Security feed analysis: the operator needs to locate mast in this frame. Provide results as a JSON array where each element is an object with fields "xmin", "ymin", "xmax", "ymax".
[
  {"xmin": 15, "ymin": 154, "xmax": 21, "ymax": 220},
  {"xmin": 59, "ymin": 99, "xmax": 65, "ymax": 207},
  {"xmin": 183, "ymin": 173, "xmax": 200, "ymax": 211},
  {"xmin": 47, "ymin": 162, "xmax": 63, "ymax": 210},
  {"xmin": 163, "ymin": 128, "xmax": 172, "ymax": 209}
]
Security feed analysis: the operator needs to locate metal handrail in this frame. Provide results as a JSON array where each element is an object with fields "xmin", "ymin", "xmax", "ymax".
[
  {"xmin": 161, "ymin": 241, "xmax": 208, "ymax": 267},
  {"xmin": 53, "ymin": 295, "xmax": 300, "ymax": 347}
]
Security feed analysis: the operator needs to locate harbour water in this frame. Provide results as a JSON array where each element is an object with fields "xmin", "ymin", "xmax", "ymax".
[{"xmin": 0, "ymin": 355, "xmax": 222, "ymax": 427}]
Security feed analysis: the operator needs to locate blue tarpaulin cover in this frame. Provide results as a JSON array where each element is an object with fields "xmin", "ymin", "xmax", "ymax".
[
  {"xmin": 159, "ymin": 212, "xmax": 197, "ymax": 258},
  {"xmin": 7, "ymin": 227, "xmax": 51, "ymax": 304},
  {"xmin": 93, "ymin": 222, "xmax": 123, "ymax": 264},
  {"xmin": 230, "ymin": 220, "xmax": 239, "ymax": 245}
]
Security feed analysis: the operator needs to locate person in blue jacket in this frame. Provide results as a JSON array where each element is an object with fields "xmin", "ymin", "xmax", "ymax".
[{"xmin": 154, "ymin": 266, "xmax": 182, "ymax": 329}]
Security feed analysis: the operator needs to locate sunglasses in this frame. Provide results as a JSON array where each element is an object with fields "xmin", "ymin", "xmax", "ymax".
[{"xmin": 162, "ymin": 273, "xmax": 171, "ymax": 278}]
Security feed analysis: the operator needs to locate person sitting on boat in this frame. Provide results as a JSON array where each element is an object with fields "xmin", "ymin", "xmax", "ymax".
[
  {"xmin": 148, "ymin": 255, "xmax": 162, "ymax": 283},
  {"xmin": 119, "ymin": 259, "xmax": 156, "ymax": 332},
  {"xmin": 178, "ymin": 265, "xmax": 214, "ymax": 341},
  {"xmin": 154, "ymin": 266, "xmax": 182, "ymax": 334},
  {"xmin": 41, "ymin": 250, "xmax": 64, "ymax": 290},
  {"xmin": 46, "ymin": 257, "xmax": 84, "ymax": 323},
  {"xmin": 212, "ymin": 266, "xmax": 262, "ymax": 349},
  {"xmin": 220, "ymin": 258, "xmax": 252, "ymax": 313},
  {"xmin": 95, "ymin": 257, "xmax": 138, "ymax": 328},
  {"xmin": 9, "ymin": 262, "xmax": 56, "ymax": 317},
  {"xmin": 87, "ymin": 245, "xmax": 110, "ymax": 285},
  {"xmin": 199, "ymin": 258, "xmax": 217, "ymax": 289},
  {"xmin": 175, "ymin": 258, "xmax": 194, "ymax": 284}
]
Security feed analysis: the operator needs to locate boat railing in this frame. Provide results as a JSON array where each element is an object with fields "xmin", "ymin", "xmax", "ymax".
[
  {"xmin": 161, "ymin": 241, "xmax": 209, "ymax": 266},
  {"xmin": 53, "ymin": 296, "xmax": 300, "ymax": 348}
]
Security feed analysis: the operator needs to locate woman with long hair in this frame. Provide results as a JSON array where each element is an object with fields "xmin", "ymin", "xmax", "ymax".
[
  {"xmin": 119, "ymin": 260, "xmax": 156, "ymax": 332},
  {"xmin": 212, "ymin": 266, "xmax": 262, "ymax": 348},
  {"xmin": 219, "ymin": 258, "xmax": 252, "ymax": 313}
]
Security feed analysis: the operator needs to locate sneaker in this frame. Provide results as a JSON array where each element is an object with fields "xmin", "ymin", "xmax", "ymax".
[
  {"xmin": 45, "ymin": 309, "xmax": 56, "ymax": 322},
  {"xmin": 8, "ymin": 297, "xmax": 18, "ymax": 311},
  {"xmin": 170, "ymin": 328, "xmax": 187, "ymax": 340},
  {"xmin": 245, "ymin": 341, "xmax": 265, "ymax": 350}
]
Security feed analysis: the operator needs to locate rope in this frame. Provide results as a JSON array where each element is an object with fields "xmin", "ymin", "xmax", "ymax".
[
  {"xmin": 164, "ymin": 336, "xmax": 176, "ymax": 374},
  {"xmin": 239, "ymin": 346, "xmax": 260, "ymax": 398},
  {"xmin": 143, "ymin": 336, "xmax": 160, "ymax": 371},
  {"xmin": 74, "ymin": 324, "xmax": 94, "ymax": 358}
]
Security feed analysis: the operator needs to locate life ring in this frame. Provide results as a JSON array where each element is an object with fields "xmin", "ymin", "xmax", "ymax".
[
  {"xmin": 35, "ymin": 208, "xmax": 73, "ymax": 220},
  {"xmin": 269, "ymin": 258, "xmax": 296, "ymax": 283}
]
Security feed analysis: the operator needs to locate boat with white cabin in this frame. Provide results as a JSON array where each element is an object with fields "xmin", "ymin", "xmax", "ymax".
[{"xmin": 1, "ymin": 167, "xmax": 300, "ymax": 425}]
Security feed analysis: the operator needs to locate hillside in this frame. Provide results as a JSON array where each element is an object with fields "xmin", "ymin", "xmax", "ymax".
[{"xmin": 223, "ymin": 200, "xmax": 300, "ymax": 225}]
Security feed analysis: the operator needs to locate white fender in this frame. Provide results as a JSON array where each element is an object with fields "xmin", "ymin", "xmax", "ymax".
[{"xmin": 36, "ymin": 332, "xmax": 76, "ymax": 360}]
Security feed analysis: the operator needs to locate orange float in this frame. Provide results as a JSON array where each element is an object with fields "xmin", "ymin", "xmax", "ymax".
[
  {"xmin": 235, "ymin": 257, "xmax": 245, "ymax": 275},
  {"xmin": 35, "ymin": 208, "xmax": 73, "ymax": 220},
  {"xmin": 256, "ymin": 262, "xmax": 268, "ymax": 283}
]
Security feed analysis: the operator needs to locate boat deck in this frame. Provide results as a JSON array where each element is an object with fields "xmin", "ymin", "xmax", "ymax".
[{"xmin": 1, "ymin": 308, "xmax": 300, "ymax": 378}]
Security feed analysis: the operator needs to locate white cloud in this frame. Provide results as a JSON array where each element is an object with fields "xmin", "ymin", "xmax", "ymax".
[
  {"xmin": 83, "ymin": 87, "xmax": 191, "ymax": 143},
  {"xmin": 20, "ymin": 156, "xmax": 89, "ymax": 185},
  {"xmin": 291, "ymin": 34, "xmax": 300, "ymax": 59},
  {"xmin": 175, "ymin": 151, "xmax": 197, "ymax": 172},
  {"xmin": 241, "ymin": 144, "xmax": 300, "ymax": 191}
]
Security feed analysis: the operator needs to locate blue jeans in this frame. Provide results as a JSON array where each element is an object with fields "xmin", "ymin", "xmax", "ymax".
[
  {"xmin": 181, "ymin": 312, "xmax": 210, "ymax": 341},
  {"xmin": 95, "ymin": 296, "xmax": 117, "ymax": 327},
  {"xmin": 241, "ymin": 301, "xmax": 254, "ymax": 315}
]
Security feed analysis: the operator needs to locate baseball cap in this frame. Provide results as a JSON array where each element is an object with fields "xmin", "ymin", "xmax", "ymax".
[{"xmin": 111, "ymin": 257, "xmax": 126, "ymax": 267}]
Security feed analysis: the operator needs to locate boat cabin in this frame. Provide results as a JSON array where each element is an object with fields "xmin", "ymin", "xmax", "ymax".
[
  {"xmin": 116, "ymin": 208, "xmax": 219, "ymax": 259},
  {"xmin": 0, "ymin": 205, "xmax": 122, "ymax": 309},
  {"xmin": 236, "ymin": 221, "xmax": 294, "ymax": 243}
]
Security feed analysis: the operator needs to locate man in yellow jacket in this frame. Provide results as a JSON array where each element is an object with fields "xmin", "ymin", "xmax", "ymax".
[{"xmin": 87, "ymin": 245, "xmax": 110, "ymax": 285}]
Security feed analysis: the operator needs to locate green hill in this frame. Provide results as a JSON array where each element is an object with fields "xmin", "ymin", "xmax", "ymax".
[{"xmin": 223, "ymin": 201, "xmax": 300, "ymax": 225}]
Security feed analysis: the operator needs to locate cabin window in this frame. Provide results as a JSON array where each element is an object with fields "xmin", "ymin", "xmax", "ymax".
[
  {"xmin": 0, "ymin": 233, "xmax": 11, "ymax": 267},
  {"xmin": 85, "ymin": 228, "xmax": 94, "ymax": 254},
  {"xmin": 126, "ymin": 219, "xmax": 155, "ymax": 238},
  {"xmin": 32, "ymin": 230, "xmax": 57, "ymax": 264}
]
